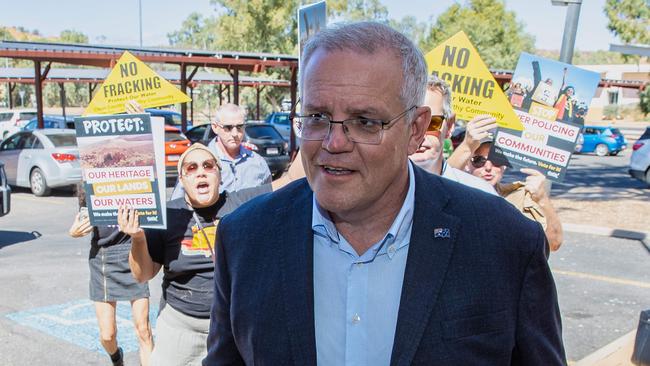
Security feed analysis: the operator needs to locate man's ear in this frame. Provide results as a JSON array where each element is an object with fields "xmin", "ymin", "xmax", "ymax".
[
  {"xmin": 210, "ymin": 123, "xmax": 219, "ymax": 135},
  {"xmin": 444, "ymin": 113, "xmax": 456, "ymax": 139},
  {"xmin": 407, "ymin": 106, "xmax": 431, "ymax": 155}
]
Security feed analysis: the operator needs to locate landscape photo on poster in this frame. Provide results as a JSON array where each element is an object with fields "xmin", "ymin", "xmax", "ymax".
[
  {"xmin": 491, "ymin": 52, "xmax": 600, "ymax": 182},
  {"xmin": 75, "ymin": 114, "xmax": 164, "ymax": 227}
]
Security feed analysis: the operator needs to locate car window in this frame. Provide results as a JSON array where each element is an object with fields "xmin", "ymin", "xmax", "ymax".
[
  {"xmin": 601, "ymin": 128, "xmax": 613, "ymax": 136},
  {"xmin": 165, "ymin": 130, "xmax": 186, "ymax": 142},
  {"xmin": 171, "ymin": 115, "xmax": 182, "ymax": 126},
  {"xmin": 584, "ymin": 128, "xmax": 595, "ymax": 134},
  {"xmin": 33, "ymin": 137, "xmax": 44, "ymax": 149},
  {"xmin": 639, "ymin": 128, "xmax": 650, "ymax": 141},
  {"xmin": 245, "ymin": 125, "xmax": 283, "ymax": 140},
  {"xmin": 0, "ymin": 134, "xmax": 24, "ymax": 150},
  {"xmin": 19, "ymin": 112, "xmax": 37, "ymax": 120},
  {"xmin": 47, "ymin": 134, "xmax": 77, "ymax": 147},
  {"xmin": 22, "ymin": 134, "xmax": 37, "ymax": 149},
  {"xmin": 611, "ymin": 128, "xmax": 622, "ymax": 135},
  {"xmin": 272, "ymin": 114, "xmax": 291, "ymax": 126},
  {"xmin": 186, "ymin": 126, "xmax": 207, "ymax": 141},
  {"xmin": 0, "ymin": 113, "xmax": 12, "ymax": 122},
  {"xmin": 24, "ymin": 120, "xmax": 36, "ymax": 130},
  {"xmin": 66, "ymin": 121, "xmax": 75, "ymax": 129},
  {"xmin": 44, "ymin": 120, "xmax": 58, "ymax": 128}
]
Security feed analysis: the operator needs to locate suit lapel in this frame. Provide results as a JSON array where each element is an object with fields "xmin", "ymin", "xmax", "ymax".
[
  {"xmin": 390, "ymin": 168, "xmax": 460, "ymax": 366},
  {"xmin": 275, "ymin": 180, "xmax": 317, "ymax": 366}
]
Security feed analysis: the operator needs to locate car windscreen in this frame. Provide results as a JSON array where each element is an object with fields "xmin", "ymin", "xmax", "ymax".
[
  {"xmin": 47, "ymin": 134, "xmax": 77, "ymax": 147},
  {"xmin": 272, "ymin": 114, "xmax": 290, "ymax": 125},
  {"xmin": 165, "ymin": 131, "xmax": 186, "ymax": 142},
  {"xmin": 19, "ymin": 112, "xmax": 37, "ymax": 120},
  {"xmin": 246, "ymin": 125, "xmax": 283, "ymax": 140},
  {"xmin": 640, "ymin": 127, "xmax": 650, "ymax": 141}
]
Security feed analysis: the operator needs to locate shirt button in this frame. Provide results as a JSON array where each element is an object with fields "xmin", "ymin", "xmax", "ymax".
[
  {"xmin": 355, "ymin": 262, "xmax": 363, "ymax": 268},
  {"xmin": 388, "ymin": 245, "xmax": 396, "ymax": 254},
  {"xmin": 352, "ymin": 313, "xmax": 361, "ymax": 324}
]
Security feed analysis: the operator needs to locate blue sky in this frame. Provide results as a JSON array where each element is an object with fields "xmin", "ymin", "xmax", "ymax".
[{"xmin": 0, "ymin": 0, "xmax": 617, "ymax": 51}]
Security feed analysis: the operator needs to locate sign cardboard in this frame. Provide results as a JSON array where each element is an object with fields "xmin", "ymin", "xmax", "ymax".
[
  {"xmin": 424, "ymin": 31, "xmax": 523, "ymax": 131},
  {"xmin": 490, "ymin": 52, "xmax": 601, "ymax": 182},
  {"xmin": 74, "ymin": 113, "xmax": 166, "ymax": 228},
  {"xmin": 83, "ymin": 51, "xmax": 191, "ymax": 116}
]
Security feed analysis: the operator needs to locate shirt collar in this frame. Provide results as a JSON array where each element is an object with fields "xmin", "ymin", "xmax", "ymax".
[
  {"xmin": 213, "ymin": 137, "xmax": 253, "ymax": 162},
  {"xmin": 311, "ymin": 162, "xmax": 416, "ymax": 260}
]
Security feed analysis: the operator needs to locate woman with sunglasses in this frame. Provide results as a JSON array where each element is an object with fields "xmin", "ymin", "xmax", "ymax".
[
  {"xmin": 118, "ymin": 143, "xmax": 254, "ymax": 365},
  {"xmin": 465, "ymin": 140, "xmax": 564, "ymax": 253}
]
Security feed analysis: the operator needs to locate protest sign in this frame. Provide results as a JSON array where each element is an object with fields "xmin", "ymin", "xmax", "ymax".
[
  {"xmin": 298, "ymin": 1, "xmax": 326, "ymax": 64},
  {"xmin": 74, "ymin": 114, "xmax": 166, "ymax": 228},
  {"xmin": 83, "ymin": 51, "xmax": 191, "ymax": 116},
  {"xmin": 490, "ymin": 52, "xmax": 600, "ymax": 182},
  {"xmin": 424, "ymin": 31, "xmax": 523, "ymax": 131}
]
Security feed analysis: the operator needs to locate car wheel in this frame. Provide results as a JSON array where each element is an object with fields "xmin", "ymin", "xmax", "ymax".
[
  {"xmin": 30, "ymin": 167, "xmax": 51, "ymax": 196},
  {"xmin": 595, "ymin": 144, "xmax": 609, "ymax": 157}
]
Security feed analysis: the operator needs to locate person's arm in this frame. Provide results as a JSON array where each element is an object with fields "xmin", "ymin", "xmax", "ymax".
[
  {"xmin": 513, "ymin": 225, "xmax": 566, "ymax": 364},
  {"xmin": 68, "ymin": 213, "xmax": 93, "ymax": 238},
  {"xmin": 117, "ymin": 206, "xmax": 161, "ymax": 283},
  {"xmin": 447, "ymin": 115, "xmax": 497, "ymax": 170},
  {"xmin": 520, "ymin": 168, "xmax": 563, "ymax": 252}
]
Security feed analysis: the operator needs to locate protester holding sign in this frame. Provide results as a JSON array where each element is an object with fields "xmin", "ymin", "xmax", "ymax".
[
  {"xmin": 68, "ymin": 185, "xmax": 153, "ymax": 366},
  {"xmin": 118, "ymin": 143, "xmax": 256, "ymax": 365},
  {"xmin": 464, "ymin": 139, "xmax": 564, "ymax": 253}
]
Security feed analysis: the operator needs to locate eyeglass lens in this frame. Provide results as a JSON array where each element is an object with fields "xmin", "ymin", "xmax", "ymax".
[{"xmin": 184, "ymin": 160, "xmax": 218, "ymax": 176}]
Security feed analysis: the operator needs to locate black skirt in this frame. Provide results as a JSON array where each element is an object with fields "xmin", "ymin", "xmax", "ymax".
[{"xmin": 88, "ymin": 240, "xmax": 149, "ymax": 302}]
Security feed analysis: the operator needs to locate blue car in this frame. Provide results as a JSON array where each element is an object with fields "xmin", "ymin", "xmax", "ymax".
[
  {"xmin": 579, "ymin": 126, "xmax": 627, "ymax": 156},
  {"xmin": 22, "ymin": 115, "xmax": 75, "ymax": 131},
  {"xmin": 145, "ymin": 108, "xmax": 192, "ymax": 128}
]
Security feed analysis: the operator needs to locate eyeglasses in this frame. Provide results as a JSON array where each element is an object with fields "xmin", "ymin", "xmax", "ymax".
[
  {"xmin": 292, "ymin": 106, "xmax": 417, "ymax": 145},
  {"xmin": 216, "ymin": 123, "xmax": 244, "ymax": 132},
  {"xmin": 182, "ymin": 159, "xmax": 219, "ymax": 176},
  {"xmin": 470, "ymin": 155, "xmax": 505, "ymax": 169},
  {"xmin": 426, "ymin": 115, "xmax": 445, "ymax": 136}
]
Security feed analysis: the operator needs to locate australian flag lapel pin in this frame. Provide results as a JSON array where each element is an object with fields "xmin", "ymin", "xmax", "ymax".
[{"xmin": 434, "ymin": 227, "xmax": 451, "ymax": 239}]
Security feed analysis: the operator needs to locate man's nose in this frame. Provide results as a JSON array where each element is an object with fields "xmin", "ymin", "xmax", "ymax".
[{"xmin": 322, "ymin": 123, "xmax": 353, "ymax": 152}]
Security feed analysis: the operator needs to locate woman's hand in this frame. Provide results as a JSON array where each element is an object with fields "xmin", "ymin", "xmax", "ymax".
[
  {"xmin": 117, "ymin": 206, "xmax": 144, "ymax": 239},
  {"xmin": 69, "ymin": 213, "xmax": 93, "ymax": 238}
]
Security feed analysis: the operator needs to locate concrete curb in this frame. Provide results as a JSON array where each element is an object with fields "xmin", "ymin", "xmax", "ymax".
[
  {"xmin": 574, "ymin": 329, "xmax": 636, "ymax": 366},
  {"xmin": 563, "ymin": 223, "xmax": 649, "ymax": 247}
]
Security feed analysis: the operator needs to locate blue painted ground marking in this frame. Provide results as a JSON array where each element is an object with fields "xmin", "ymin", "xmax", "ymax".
[{"xmin": 6, "ymin": 299, "xmax": 158, "ymax": 354}]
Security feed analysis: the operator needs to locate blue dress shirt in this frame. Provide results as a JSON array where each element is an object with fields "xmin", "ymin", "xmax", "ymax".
[
  {"xmin": 208, "ymin": 138, "xmax": 272, "ymax": 193},
  {"xmin": 312, "ymin": 163, "xmax": 415, "ymax": 366}
]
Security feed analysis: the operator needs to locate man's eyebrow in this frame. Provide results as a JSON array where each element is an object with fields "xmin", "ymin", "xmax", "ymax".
[{"xmin": 301, "ymin": 103, "xmax": 382, "ymax": 116}]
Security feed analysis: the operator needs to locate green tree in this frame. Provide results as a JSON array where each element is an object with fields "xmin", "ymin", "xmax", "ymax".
[
  {"xmin": 390, "ymin": 15, "xmax": 427, "ymax": 46},
  {"xmin": 421, "ymin": 0, "xmax": 535, "ymax": 70},
  {"xmin": 59, "ymin": 29, "xmax": 89, "ymax": 44},
  {"xmin": 604, "ymin": 0, "xmax": 650, "ymax": 45},
  {"xmin": 640, "ymin": 86, "xmax": 650, "ymax": 117},
  {"xmin": 0, "ymin": 27, "xmax": 14, "ymax": 40},
  {"xmin": 328, "ymin": 0, "xmax": 389, "ymax": 22}
]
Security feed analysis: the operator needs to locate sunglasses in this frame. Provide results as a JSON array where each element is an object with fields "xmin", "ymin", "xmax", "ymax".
[
  {"xmin": 426, "ymin": 115, "xmax": 445, "ymax": 136},
  {"xmin": 217, "ymin": 123, "xmax": 245, "ymax": 132},
  {"xmin": 470, "ymin": 155, "xmax": 505, "ymax": 169},
  {"xmin": 182, "ymin": 159, "xmax": 219, "ymax": 176}
]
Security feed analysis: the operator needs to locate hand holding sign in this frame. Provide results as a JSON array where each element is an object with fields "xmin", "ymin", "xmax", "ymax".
[
  {"xmin": 117, "ymin": 205, "xmax": 144, "ymax": 239},
  {"xmin": 520, "ymin": 168, "xmax": 549, "ymax": 203},
  {"xmin": 125, "ymin": 100, "xmax": 145, "ymax": 114},
  {"xmin": 463, "ymin": 115, "xmax": 497, "ymax": 152},
  {"xmin": 68, "ymin": 213, "xmax": 93, "ymax": 238}
]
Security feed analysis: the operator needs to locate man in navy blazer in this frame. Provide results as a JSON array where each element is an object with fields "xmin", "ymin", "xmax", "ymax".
[{"xmin": 204, "ymin": 22, "xmax": 565, "ymax": 366}]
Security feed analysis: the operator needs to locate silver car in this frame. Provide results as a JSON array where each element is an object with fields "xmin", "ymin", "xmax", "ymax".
[{"xmin": 0, "ymin": 129, "xmax": 81, "ymax": 196}]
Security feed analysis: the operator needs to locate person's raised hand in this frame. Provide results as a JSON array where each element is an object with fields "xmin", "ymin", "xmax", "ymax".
[
  {"xmin": 125, "ymin": 100, "xmax": 145, "ymax": 114},
  {"xmin": 462, "ymin": 115, "xmax": 497, "ymax": 153},
  {"xmin": 117, "ymin": 205, "xmax": 144, "ymax": 238},
  {"xmin": 69, "ymin": 213, "xmax": 93, "ymax": 238},
  {"xmin": 520, "ymin": 168, "xmax": 549, "ymax": 203}
]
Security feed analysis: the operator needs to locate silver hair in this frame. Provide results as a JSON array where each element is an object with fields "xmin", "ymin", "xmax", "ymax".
[
  {"xmin": 427, "ymin": 74, "xmax": 453, "ymax": 119},
  {"xmin": 215, "ymin": 103, "xmax": 245, "ymax": 123},
  {"xmin": 300, "ymin": 21, "xmax": 428, "ymax": 120}
]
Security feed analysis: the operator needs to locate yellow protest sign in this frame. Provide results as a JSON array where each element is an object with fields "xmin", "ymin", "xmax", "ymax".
[
  {"xmin": 424, "ymin": 31, "xmax": 523, "ymax": 131},
  {"xmin": 84, "ymin": 51, "xmax": 191, "ymax": 116}
]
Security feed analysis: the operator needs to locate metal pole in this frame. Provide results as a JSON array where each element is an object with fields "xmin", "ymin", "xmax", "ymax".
[
  {"xmin": 139, "ymin": 0, "xmax": 143, "ymax": 47},
  {"xmin": 180, "ymin": 64, "xmax": 188, "ymax": 132},
  {"xmin": 34, "ymin": 61, "xmax": 44, "ymax": 129},
  {"xmin": 59, "ymin": 83, "xmax": 66, "ymax": 121},
  {"xmin": 558, "ymin": 1, "xmax": 582, "ymax": 64}
]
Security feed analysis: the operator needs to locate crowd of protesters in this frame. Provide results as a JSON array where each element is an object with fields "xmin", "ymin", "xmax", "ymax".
[{"xmin": 69, "ymin": 20, "xmax": 566, "ymax": 366}]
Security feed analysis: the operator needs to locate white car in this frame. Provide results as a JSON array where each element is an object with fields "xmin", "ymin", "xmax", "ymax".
[
  {"xmin": 0, "ymin": 109, "xmax": 37, "ymax": 140},
  {"xmin": 629, "ymin": 127, "xmax": 650, "ymax": 186}
]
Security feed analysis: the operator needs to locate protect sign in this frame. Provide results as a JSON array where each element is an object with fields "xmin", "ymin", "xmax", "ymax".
[
  {"xmin": 424, "ymin": 31, "xmax": 523, "ymax": 131},
  {"xmin": 83, "ymin": 51, "xmax": 191, "ymax": 116},
  {"xmin": 490, "ymin": 53, "xmax": 600, "ymax": 182}
]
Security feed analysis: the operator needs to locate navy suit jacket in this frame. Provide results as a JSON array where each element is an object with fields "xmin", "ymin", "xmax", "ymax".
[{"xmin": 204, "ymin": 165, "xmax": 566, "ymax": 365}]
